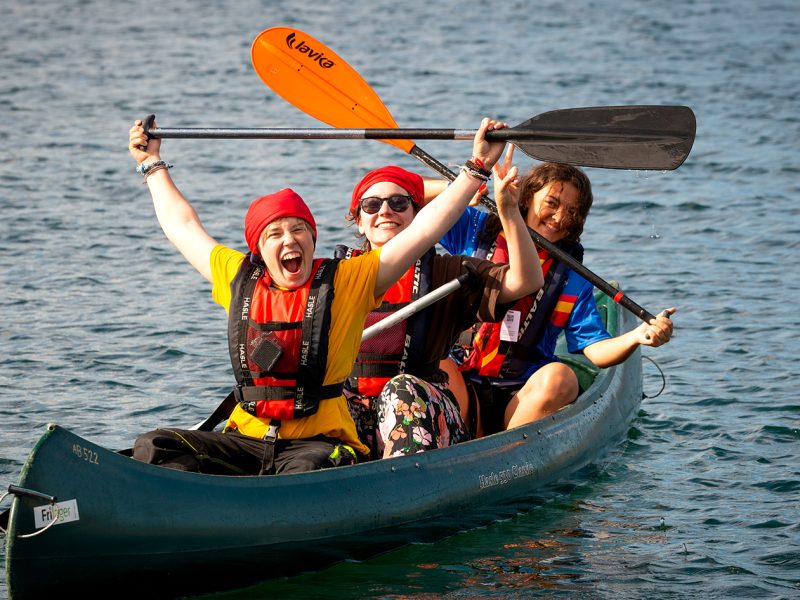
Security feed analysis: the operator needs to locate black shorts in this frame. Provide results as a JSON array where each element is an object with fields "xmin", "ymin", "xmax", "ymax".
[{"xmin": 465, "ymin": 376, "xmax": 526, "ymax": 436}]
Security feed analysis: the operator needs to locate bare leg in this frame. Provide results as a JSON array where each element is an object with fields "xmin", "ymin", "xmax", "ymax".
[{"xmin": 504, "ymin": 362, "xmax": 579, "ymax": 429}]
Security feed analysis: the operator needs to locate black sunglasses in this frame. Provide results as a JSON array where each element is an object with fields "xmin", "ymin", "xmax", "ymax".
[{"xmin": 359, "ymin": 194, "xmax": 415, "ymax": 215}]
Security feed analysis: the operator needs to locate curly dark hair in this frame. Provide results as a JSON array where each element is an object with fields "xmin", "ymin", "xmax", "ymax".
[{"xmin": 479, "ymin": 162, "xmax": 593, "ymax": 244}]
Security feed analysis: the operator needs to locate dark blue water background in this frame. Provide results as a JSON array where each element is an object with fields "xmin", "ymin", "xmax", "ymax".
[{"xmin": 2, "ymin": 1, "xmax": 798, "ymax": 598}]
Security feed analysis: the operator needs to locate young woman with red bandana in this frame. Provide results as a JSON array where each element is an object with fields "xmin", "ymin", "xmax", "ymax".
[
  {"xmin": 340, "ymin": 162, "xmax": 542, "ymax": 459},
  {"xmin": 125, "ymin": 116, "xmax": 516, "ymax": 474}
]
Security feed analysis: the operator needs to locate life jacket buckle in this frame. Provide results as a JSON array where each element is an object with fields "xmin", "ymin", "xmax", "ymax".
[
  {"xmin": 264, "ymin": 421, "xmax": 280, "ymax": 444},
  {"xmin": 232, "ymin": 383, "xmax": 244, "ymax": 403}
]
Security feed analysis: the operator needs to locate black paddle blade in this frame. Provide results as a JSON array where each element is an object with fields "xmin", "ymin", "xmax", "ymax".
[{"xmin": 505, "ymin": 105, "xmax": 696, "ymax": 170}]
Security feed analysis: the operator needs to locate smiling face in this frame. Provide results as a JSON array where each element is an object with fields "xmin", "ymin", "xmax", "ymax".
[
  {"xmin": 355, "ymin": 182, "xmax": 418, "ymax": 249},
  {"xmin": 257, "ymin": 217, "xmax": 315, "ymax": 289},
  {"xmin": 525, "ymin": 181, "xmax": 581, "ymax": 244}
]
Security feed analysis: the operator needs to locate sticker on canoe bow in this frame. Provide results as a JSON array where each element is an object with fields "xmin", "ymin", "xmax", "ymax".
[{"xmin": 33, "ymin": 499, "xmax": 80, "ymax": 529}]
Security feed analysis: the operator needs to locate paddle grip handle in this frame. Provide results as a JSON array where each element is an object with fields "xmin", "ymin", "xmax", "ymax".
[
  {"xmin": 142, "ymin": 114, "xmax": 155, "ymax": 138},
  {"xmin": 137, "ymin": 114, "xmax": 156, "ymax": 151}
]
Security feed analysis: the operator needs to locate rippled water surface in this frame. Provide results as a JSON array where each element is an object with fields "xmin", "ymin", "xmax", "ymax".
[{"xmin": 2, "ymin": 1, "xmax": 798, "ymax": 598}]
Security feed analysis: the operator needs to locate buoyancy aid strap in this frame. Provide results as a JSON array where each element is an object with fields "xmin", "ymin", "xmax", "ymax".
[
  {"xmin": 398, "ymin": 248, "xmax": 435, "ymax": 374},
  {"xmin": 248, "ymin": 321, "xmax": 302, "ymax": 332},
  {"xmin": 228, "ymin": 256, "xmax": 262, "ymax": 387},
  {"xmin": 333, "ymin": 244, "xmax": 358, "ymax": 260},
  {"xmin": 258, "ymin": 419, "xmax": 281, "ymax": 475},
  {"xmin": 347, "ymin": 359, "xmax": 441, "ymax": 385},
  {"xmin": 296, "ymin": 258, "xmax": 340, "ymax": 413},
  {"xmin": 473, "ymin": 237, "xmax": 496, "ymax": 261},
  {"xmin": 237, "ymin": 382, "xmax": 344, "ymax": 403},
  {"xmin": 349, "ymin": 362, "xmax": 403, "ymax": 378}
]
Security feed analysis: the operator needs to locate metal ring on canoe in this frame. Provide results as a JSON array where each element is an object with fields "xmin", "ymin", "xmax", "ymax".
[{"xmin": 0, "ymin": 484, "xmax": 60, "ymax": 539}]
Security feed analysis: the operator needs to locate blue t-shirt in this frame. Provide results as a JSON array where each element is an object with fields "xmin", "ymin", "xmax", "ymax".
[{"xmin": 440, "ymin": 206, "xmax": 611, "ymax": 377}]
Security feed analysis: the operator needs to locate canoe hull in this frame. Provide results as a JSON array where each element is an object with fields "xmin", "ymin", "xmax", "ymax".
[{"xmin": 5, "ymin": 297, "xmax": 642, "ymax": 599}]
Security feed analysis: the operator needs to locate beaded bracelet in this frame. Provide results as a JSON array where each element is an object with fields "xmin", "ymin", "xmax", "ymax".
[
  {"xmin": 459, "ymin": 164, "xmax": 490, "ymax": 182},
  {"xmin": 143, "ymin": 164, "xmax": 171, "ymax": 183},
  {"xmin": 470, "ymin": 156, "xmax": 487, "ymax": 170},
  {"xmin": 463, "ymin": 159, "xmax": 491, "ymax": 178},
  {"xmin": 136, "ymin": 160, "xmax": 173, "ymax": 182}
]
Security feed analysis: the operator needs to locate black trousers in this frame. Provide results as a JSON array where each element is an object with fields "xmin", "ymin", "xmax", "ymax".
[{"xmin": 132, "ymin": 428, "xmax": 355, "ymax": 475}]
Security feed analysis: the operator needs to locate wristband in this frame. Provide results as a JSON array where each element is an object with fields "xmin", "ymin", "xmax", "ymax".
[
  {"xmin": 136, "ymin": 160, "xmax": 172, "ymax": 176},
  {"xmin": 459, "ymin": 164, "xmax": 490, "ymax": 182},
  {"xmin": 463, "ymin": 160, "xmax": 491, "ymax": 178}
]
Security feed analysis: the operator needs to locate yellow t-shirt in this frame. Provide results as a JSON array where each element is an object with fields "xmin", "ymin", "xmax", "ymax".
[{"xmin": 210, "ymin": 245, "xmax": 382, "ymax": 456}]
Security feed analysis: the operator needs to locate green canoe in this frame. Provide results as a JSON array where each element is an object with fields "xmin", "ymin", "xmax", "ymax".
[{"xmin": 3, "ymin": 289, "xmax": 643, "ymax": 599}]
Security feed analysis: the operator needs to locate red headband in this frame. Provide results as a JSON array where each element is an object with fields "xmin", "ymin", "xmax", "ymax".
[
  {"xmin": 349, "ymin": 166, "xmax": 424, "ymax": 216},
  {"xmin": 244, "ymin": 188, "xmax": 316, "ymax": 254}
]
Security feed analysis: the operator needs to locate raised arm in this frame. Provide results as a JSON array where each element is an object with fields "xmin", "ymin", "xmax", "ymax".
[
  {"xmin": 492, "ymin": 145, "xmax": 544, "ymax": 302},
  {"xmin": 374, "ymin": 118, "xmax": 507, "ymax": 296},
  {"xmin": 128, "ymin": 119, "xmax": 218, "ymax": 283},
  {"xmin": 422, "ymin": 177, "xmax": 486, "ymax": 208}
]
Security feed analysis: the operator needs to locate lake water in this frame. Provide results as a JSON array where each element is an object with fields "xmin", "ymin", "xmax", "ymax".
[{"xmin": 2, "ymin": 0, "xmax": 798, "ymax": 598}]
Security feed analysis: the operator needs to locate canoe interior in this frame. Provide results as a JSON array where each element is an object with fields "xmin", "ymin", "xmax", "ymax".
[{"xmin": 4, "ymin": 288, "xmax": 642, "ymax": 599}]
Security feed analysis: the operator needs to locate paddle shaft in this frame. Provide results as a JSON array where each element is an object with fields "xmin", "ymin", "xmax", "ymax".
[
  {"xmin": 407, "ymin": 145, "xmax": 657, "ymax": 323},
  {"xmin": 361, "ymin": 269, "xmax": 472, "ymax": 341},
  {"xmin": 146, "ymin": 125, "xmax": 679, "ymax": 143}
]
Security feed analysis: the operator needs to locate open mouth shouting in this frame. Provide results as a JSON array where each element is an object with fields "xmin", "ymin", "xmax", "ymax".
[
  {"xmin": 258, "ymin": 217, "xmax": 316, "ymax": 289},
  {"xmin": 281, "ymin": 251, "xmax": 303, "ymax": 274}
]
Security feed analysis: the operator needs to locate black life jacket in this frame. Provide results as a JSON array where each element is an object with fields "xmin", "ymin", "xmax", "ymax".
[
  {"xmin": 334, "ymin": 245, "xmax": 438, "ymax": 397},
  {"xmin": 226, "ymin": 255, "xmax": 343, "ymax": 420}
]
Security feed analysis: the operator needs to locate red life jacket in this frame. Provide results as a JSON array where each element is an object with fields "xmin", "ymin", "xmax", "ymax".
[
  {"xmin": 226, "ymin": 255, "xmax": 343, "ymax": 420},
  {"xmin": 335, "ymin": 245, "xmax": 437, "ymax": 398},
  {"xmin": 463, "ymin": 233, "xmax": 583, "ymax": 379}
]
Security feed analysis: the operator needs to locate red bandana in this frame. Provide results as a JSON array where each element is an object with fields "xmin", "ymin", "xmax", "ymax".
[{"xmin": 244, "ymin": 188, "xmax": 316, "ymax": 254}]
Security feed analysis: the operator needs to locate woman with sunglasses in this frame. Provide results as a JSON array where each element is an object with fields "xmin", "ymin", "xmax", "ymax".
[{"xmin": 337, "ymin": 159, "xmax": 543, "ymax": 459}]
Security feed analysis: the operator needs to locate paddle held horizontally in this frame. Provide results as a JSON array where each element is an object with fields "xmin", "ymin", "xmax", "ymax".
[{"xmin": 146, "ymin": 105, "xmax": 695, "ymax": 171}]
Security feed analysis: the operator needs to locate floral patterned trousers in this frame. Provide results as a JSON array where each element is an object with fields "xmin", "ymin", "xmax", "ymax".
[{"xmin": 373, "ymin": 373, "xmax": 470, "ymax": 458}]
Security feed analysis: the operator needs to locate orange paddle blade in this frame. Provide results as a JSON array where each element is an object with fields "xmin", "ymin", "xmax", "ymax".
[{"xmin": 251, "ymin": 27, "xmax": 416, "ymax": 154}]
